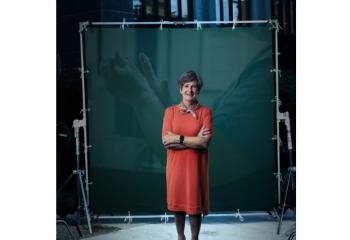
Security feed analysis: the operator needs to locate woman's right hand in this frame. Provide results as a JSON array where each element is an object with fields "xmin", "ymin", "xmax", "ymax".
[{"xmin": 198, "ymin": 127, "xmax": 212, "ymax": 138}]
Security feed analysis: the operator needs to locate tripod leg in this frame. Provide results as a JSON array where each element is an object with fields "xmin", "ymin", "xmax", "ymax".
[
  {"xmin": 277, "ymin": 169, "xmax": 292, "ymax": 234},
  {"xmin": 57, "ymin": 219, "xmax": 76, "ymax": 239},
  {"xmin": 288, "ymin": 150, "xmax": 295, "ymax": 191},
  {"xmin": 76, "ymin": 172, "xmax": 81, "ymax": 225},
  {"xmin": 78, "ymin": 172, "xmax": 92, "ymax": 234},
  {"xmin": 64, "ymin": 217, "xmax": 83, "ymax": 238},
  {"xmin": 57, "ymin": 172, "xmax": 75, "ymax": 194}
]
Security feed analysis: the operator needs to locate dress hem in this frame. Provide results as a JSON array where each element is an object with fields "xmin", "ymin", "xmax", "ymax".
[{"xmin": 168, "ymin": 204, "xmax": 208, "ymax": 216}]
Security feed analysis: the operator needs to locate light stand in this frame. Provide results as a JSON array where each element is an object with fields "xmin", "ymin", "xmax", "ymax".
[
  {"xmin": 57, "ymin": 119, "xmax": 92, "ymax": 234},
  {"xmin": 276, "ymin": 111, "xmax": 296, "ymax": 235}
]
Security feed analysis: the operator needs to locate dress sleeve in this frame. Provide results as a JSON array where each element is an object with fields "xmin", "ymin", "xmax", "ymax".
[
  {"xmin": 162, "ymin": 107, "xmax": 173, "ymax": 137},
  {"xmin": 203, "ymin": 108, "xmax": 213, "ymax": 130}
]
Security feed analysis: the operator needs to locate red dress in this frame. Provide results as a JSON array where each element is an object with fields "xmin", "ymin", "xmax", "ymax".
[{"xmin": 162, "ymin": 105, "xmax": 212, "ymax": 215}]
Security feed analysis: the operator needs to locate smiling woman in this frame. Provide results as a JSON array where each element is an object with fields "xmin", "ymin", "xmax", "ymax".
[{"xmin": 162, "ymin": 70, "xmax": 212, "ymax": 240}]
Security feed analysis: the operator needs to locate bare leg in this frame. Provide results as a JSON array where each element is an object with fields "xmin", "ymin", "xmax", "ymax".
[
  {"xmin": 175, "ymin": 211, "xmax": 186, "ymax": 240},
  {"xmin": 189, "ymin": 214, "xmax": 202, "ymax": 240}
]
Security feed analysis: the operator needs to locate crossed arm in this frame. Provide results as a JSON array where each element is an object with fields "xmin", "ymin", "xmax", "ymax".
[{"xmin": 162, "ymin": 127, "xmax": 212, "ymax": 150}]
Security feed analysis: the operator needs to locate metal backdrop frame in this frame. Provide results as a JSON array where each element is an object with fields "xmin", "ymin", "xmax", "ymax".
[{"xmin": 77, "ymin": 19, "xmax": 284, "ymax": 220}]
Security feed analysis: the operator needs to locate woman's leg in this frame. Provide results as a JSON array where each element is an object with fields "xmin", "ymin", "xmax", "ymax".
[
  {"xmin": 189, "ymin": 214, "xmax": 202, "ymax": 240},
  {"xmin": 174, "ymin": 211, "xmax": 186, "ymax": 240}
]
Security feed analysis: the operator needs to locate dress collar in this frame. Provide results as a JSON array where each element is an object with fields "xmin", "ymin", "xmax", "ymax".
[{"xmin": 178, "ymin": 101, "xmax": 200, "ymax": 119}]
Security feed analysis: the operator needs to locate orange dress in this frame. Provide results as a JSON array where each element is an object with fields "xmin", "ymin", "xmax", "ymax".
[{"xmin": 162, "ymin": 104, "xmax": 212, "ymax": 215}]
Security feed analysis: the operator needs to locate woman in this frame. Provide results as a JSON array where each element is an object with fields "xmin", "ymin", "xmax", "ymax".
[{"xmin": 162, "ymin": 70, "xmax": 213, "ymax": 240}]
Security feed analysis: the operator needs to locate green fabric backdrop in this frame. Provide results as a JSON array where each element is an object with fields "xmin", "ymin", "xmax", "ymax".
[{"xmin": 84, "ymin": 26, "xmax": 276, "ymax": 214}]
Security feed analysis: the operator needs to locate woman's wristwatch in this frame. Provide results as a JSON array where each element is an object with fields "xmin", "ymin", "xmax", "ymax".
[{"xmin": 179, "ymin": 135, "xmax": 184, "ymax": 144}]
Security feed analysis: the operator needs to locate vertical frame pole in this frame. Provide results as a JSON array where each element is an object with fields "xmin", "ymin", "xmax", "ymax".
[
  {"xmin": 274, "ymin": 20, "xmax": 281, "ymax": 205},
  {"xmin": 79, "ymin": 22, "xmax": 90, "ymax": 205}
]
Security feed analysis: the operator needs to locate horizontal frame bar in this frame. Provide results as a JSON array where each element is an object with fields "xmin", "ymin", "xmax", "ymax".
[
  {"xmin": 89, "ymin": 20, "xmax": 270, "ymax": 26},
  {"xmin": 94, "ymin": 212, "xmax": 270, "ymax": 220}
]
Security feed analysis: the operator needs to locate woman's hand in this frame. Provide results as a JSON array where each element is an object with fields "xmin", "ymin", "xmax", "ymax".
[
  {"xmin": 162, "ymin": 131, "xmax": 179, "ymax": 146},
  {"xmin": 198, "ymin": 127, "xmax": 212, "ymax": 138}
]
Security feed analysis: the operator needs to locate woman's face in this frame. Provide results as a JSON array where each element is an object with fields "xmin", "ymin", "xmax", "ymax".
[{"xmin": 180, "ymin": 81, "xmax": 199, "ymax": 103}]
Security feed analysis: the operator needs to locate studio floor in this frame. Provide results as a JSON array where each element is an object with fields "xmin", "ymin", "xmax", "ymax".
[
  {"xmin": 57, "ymin": 211, "xmax": 296, "ymax": 240},
  {"xmin": 84, "ymin": 221, "xmax": 295, "ymax": 240}
]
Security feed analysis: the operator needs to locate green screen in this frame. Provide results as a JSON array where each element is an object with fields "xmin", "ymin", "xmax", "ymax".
[{"xmin": 84, "ymin": 26, "xmax": 276, "ymax": 214}]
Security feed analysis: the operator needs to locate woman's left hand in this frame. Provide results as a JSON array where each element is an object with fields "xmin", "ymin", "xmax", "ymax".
[{"xmin": 162, "ymin": 131, "xmax": 179, "ymax": 145}]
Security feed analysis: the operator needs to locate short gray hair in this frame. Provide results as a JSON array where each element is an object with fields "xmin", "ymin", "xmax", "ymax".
[{"xmin": 178, "ymin": 70, "xmax": 203, "ymax": 92}]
